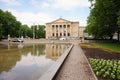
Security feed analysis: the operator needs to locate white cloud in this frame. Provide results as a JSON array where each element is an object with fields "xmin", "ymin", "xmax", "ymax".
[
  {"xmin": 79, "ymin": 20, "xmax": 87, "ymax": 26},
  {"xmin": 6, "ymin": 9, "xmax": 87, "ymax": 27},
  {"xmin": 30, "ymin": 0, "xmax": 40, "ymax": 7},
  {"xmin": 41, "ymin": 2, "xmax": 50, "ymax": 8},
  {"xmin": 7, "ymin": 9, "xmax": 53, "ymax": 26},
  {"xmin": 0, "ymin": 0, "xmax": 20, "ymax": 6},
  {"xmin": 41, "ymin": 0, "xmax": 90, "ymax": 10}
]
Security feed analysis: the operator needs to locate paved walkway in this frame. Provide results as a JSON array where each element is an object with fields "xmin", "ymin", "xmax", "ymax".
[{"xmin": 54, "ymin": 43, "xmax": 97, "ymax": 80}]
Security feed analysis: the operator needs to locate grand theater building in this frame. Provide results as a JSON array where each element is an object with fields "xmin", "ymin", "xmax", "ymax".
[{"xmin": 46, "ymin": 18, "xmax": 84, "ymax": 39}]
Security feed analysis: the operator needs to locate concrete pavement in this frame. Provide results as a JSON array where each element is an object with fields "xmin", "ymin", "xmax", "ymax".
[{"xmin": 54, "ymin": 43, "xmax": 97, "ymax": 80}]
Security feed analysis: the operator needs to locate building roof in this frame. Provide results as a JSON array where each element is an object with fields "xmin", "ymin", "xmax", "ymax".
[{"xmin": 46, "ymin": 18, "xmax": 79, "ymax": 24}]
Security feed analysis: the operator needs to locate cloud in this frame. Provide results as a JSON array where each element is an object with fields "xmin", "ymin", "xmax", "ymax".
[
  {"xmin": 7, "ymin": 9, "xmax": 53, "ymax": 26},
  {"xmin": 41, "ymin": 0, "xmax": 90, "ymax": 10},
  {"xmin": 7, "ymin": 9, "xmax": 87, "ymax": 27},
  {"xmin": 79, "ymin": 20, "xmax": 87, "ymax": 26},
  {"xmin": 41, "ymin": 2, "xmax": 50, "ymax": 8},
  {"xmin": 30, "ymin": 0, "xmax": 40, "ymax": 7},
  {"xmin": 0, "ymin": 0, "xmax": 20, "ymax": 6}
]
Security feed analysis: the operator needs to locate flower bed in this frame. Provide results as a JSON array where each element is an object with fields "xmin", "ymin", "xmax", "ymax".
[{"xmin": 89, "ymin": 58, "xmax": 120, "ymax": 80}]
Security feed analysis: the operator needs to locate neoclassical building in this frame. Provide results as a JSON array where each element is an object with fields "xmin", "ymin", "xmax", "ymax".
[{"xmin": 46, "ymin": 18, "xmax": 79, "ymax": 39}]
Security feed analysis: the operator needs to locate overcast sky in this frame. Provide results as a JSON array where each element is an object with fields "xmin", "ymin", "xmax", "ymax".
[{"xmin": 0, "ymin": 0, "xmax": 90, "ymax": 26}]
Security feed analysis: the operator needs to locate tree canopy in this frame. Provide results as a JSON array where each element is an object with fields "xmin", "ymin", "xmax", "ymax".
[
  {"xmin": 87, "ymin": 0, "xmax": 120, "ymax": 39},
  {"xmin": 0, "ymin": 9, "xmax": 21, "ymax": 38},
  {"xmin": 31, "ymin": 25, "xmax": 45, "ymax": 39},
  {"xmin": 0, "ymin": 9, "xmax": 46, "ymax": 39}
]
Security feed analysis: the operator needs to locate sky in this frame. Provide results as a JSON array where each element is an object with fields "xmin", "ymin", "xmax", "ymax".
[{"xmin": 0, "ymin": 0, "xmax": 90, "ymax": 27}]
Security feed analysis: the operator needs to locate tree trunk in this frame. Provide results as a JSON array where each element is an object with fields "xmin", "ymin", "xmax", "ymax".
[
  {"xmin": 118, "ymin": 31, "xmax": 120, "ymax": 42},
  {"xmin": 110, "ymin": 35, "xmax": 113, "ymax": 40}
]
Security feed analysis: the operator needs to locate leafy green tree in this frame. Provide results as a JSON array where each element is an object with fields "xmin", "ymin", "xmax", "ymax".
[
  {"xmin": 19, "ymin": 25, "xmax": 32, "ymax": 38},
  {"xmin": 118, "ymin": 10, "xmax": 120, "ymax": 25},
  {"xmin": 0, "ymin": 23, "xmax": 3, "ymax": 39},
  {"xmin": 117, "ymin": 10, "xmax": 120, "ymax": 41},
  {"xmin": 87, "ymin": 0, "xmax": 120, "ymax": 40},
  {"xmin": 31, "ymin": 25, "xmax": 45, "ymax": 39},
  {"xmin": 0, "ymin": 9, "xmax": 21, "ymax": 38},
  {"xmin": 37, "ymin": 25, "xmax": 45, "ymax": 38}
]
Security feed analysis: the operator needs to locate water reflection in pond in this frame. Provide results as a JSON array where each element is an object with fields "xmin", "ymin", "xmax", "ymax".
[{"xmin": 0, "ymin": 43, "xmax": 70, "ymax": 80}]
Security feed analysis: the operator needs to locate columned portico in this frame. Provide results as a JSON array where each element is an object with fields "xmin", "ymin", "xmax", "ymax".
[
  {"xmin": 50, "ymin": 24, "xmax": 71, "ymax": 37},
  {"xmin": 46, "ymin": 18, "xmax": 79, "ymax": 39}
]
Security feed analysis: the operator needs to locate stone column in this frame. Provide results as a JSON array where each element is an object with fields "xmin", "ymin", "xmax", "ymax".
[
  {"xmin": 54, "ymin": 25, "xmax": 56, "ymax": 37},
  {"xmin": 62, "ymin": 25, "xmax": 64, "ymax": 36},
  {"xmin": 66, "ymin": 25, "xmax": 67, "ymax": 37},
  {"xmin": 58, "ymin": 25, "xmax": 60, "ymax": 37}
]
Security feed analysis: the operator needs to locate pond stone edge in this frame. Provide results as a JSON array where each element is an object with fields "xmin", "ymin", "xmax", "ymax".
[
  {"xmin": 38, "ymin": 44, "xmax": 73, "ymax": 80},
  {"xmin": 82, "ymin": 49, "xmax": 98, "ymax": 80}
]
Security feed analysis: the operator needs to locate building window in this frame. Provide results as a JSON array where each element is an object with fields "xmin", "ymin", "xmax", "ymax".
[
  {"xmin": 60, "ymin": 25, "xmax": 62, "ymax": 27},
  {"xmin": 67, "ymin": 25, "xmax": 70, "ymax": 27},
  {"xmin": 52, "ymin": 33, "xmax": 54, "ymax": 36},
  {"xmin": 60, "ymin": 33, "xmax": 62, "ymax": 36},
  {"xmin": 52, "ymin": 25, "xmax": 54, "ymax": 27},
  {"xmin": 68, "ymin": 33, "xmax": 70, "ymax": 36}
]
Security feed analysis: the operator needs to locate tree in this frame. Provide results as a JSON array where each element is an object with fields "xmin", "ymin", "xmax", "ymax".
[
  {"xmin": 117, "ymin": 10, "xmax": 120, "ymax": 41},
  {"xmin": 0, "ymin": 9, "xmax": 21, "ymax": 38},
  {"xmin": 118, "ymin": 10, "xmax": 120, "ymax": 25},
  {"xmin": 37, "ymin": 25, "xmax": 45, "ymax": 38},
  {"xmin": 19, "ymin": 25, "xmax": 32, "ymax": 38},
  {"xmin": 31, "ymin": 25, "xmax": 45, "ymax": 39},
  {"xmin": 87, "ymin": 0, "xmax": 120, "ymax": 39},
  {"xmin": 0, "ymin": 23, "xmax": 3, "ymax": 39}
]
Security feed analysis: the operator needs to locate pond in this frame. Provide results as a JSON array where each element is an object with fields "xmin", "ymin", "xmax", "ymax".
[{"xmin": 0, "ymin": 43, "xmax": 70, "ymax": 80}]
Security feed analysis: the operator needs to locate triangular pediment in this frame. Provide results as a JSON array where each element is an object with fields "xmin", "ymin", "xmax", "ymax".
[{"xmin": 51, "ymin": 18, "xmax": 71, "ymax": 23}]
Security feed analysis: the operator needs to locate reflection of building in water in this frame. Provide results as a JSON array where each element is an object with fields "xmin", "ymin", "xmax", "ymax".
[
  {"xmin": 31, "ymin": 44, "xmax": 45, "ymax": 56},
  {"xmin": 45, "ymin": 44, "xmax": 69, "ymax": 61}
]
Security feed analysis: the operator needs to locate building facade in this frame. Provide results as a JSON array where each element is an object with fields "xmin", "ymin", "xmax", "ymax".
[
  {"xmin": 46, "ymin": 18, "xmax": 79, "ymax": 39},
  {"xmin": 79, "ymin": 27, "xmax": 86, "ymax": 37}
]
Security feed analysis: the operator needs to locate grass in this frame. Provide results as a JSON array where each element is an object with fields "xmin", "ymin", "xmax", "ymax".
[
  {"xmin": 80, "ymin": 43, "xmax": 120, "ymax": 53},
  {"xmin": 95, "ymin": 43, "xmax": 120, "ymax": 53}
]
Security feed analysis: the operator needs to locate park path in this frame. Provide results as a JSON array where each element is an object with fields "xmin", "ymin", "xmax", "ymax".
[{"xmin": 54, "ymin": 43, "xmax": 97, "ymax": 80}]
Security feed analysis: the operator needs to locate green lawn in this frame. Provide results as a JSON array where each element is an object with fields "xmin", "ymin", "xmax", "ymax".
[{"xmin": 95, "ymin": 43, "xmax": 120, "ymax": 53}]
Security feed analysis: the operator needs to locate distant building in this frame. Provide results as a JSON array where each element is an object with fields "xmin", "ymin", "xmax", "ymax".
[
  {"xmin": 46, "ymin": 18, "xmax": 86, "ymax": 39},
  {"xmin": 79, "ymin": 26, "xmax": 86, "ymax": 37},
  {"xmin": 46, "ymin": 18, "xmax": 79, "ymax": 39}
]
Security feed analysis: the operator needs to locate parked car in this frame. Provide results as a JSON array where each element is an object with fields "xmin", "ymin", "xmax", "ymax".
[
  {"xmin": 59, "ymin": 37, "xmax": 66, "ymax": 40},
  {"xmin": 12, "ymin": 38, "xmax": 24, "ymax": 42}
]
